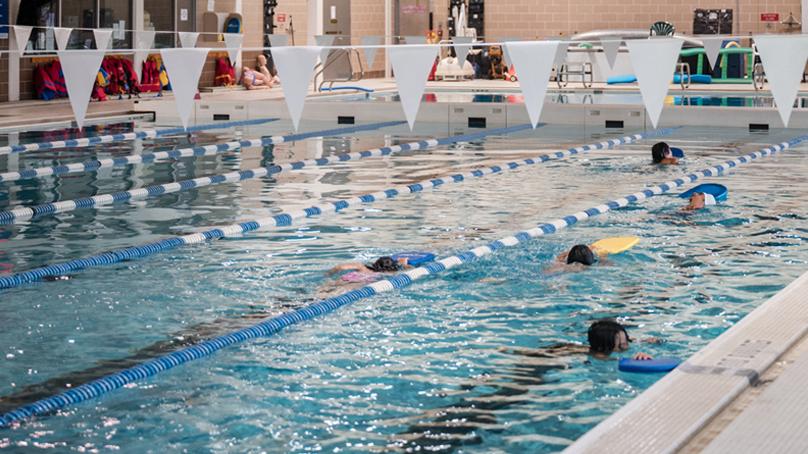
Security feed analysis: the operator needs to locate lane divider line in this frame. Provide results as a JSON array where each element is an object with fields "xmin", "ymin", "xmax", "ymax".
[
  {"xmin": 0, "ymin": 123, "xmax": 530, "ymax": 224},
  {"xmin": 0, "ymin": 120, "xmax": 402, "ymax": 184},
  {"xmin": 2, "ymin": 133, "xmax": 801, "ymax": 429},
  {"xmin": 0, "ymin": 117, "xmax": 280, "ymax": 156},
  {"xmin": 0, "ymin": 127, "xmax": 672, "ymax": 288}
]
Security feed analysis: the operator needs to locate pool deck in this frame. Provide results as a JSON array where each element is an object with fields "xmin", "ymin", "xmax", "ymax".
[
  {"xmin": 3, "ymin": 78, "xmax": 808, "ymax": 131},
  {"xmin": 565, "ymin": 269, "xmax": 808, "ymax": 453}
]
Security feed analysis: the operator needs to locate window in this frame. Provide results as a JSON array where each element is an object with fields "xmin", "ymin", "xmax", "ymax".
[
  {"xmin": 144, "ymin": 0, "xmax": 176, "ymax": 48},
  {"xmin": 17, "ymin": 0, "xmax": 131, "ymax": 51}
]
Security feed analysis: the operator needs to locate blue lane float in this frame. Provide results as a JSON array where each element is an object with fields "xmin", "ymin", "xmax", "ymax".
[
  {"xmin": 320, "ymin": 86, "xmax": 375, "ymax": 93},
  {"xmin": 0, "ymin": 120, "xmax": 403, "ymax": 184},
  {"xmin": 0, "ymin": 128, "xmax": 674, "ymax": 289},
  {"xmin": 618, "ymin": 357, "xmax": 682, "ymax": 373},
  {"xmin": 392, "ymin": 251, "xmax": 436, "ymax": 267},
  {"xmin": 1, "ymin": 133, "xmax": 802, "ymax": 429},
  {"xmin": 0, "ymin": 117, "xmax": 280, "ymax": 156},
  {"xmin": 0, "ymin": 123, "xmax": 533, "ymax": 224},
  {"xmin": 679, "ymin": 183, "xmax": 728, "ymax": 203}
]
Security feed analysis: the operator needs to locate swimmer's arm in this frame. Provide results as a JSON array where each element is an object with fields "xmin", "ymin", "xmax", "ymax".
[{"xmin": 326, "ymin": 263, "xmax": 368, "ymax": 274}]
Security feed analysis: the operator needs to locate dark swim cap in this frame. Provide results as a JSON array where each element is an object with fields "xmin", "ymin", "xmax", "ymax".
[
  {"xmin": 651, "ymin": 142, "xmax": 670, "ymax": 163},
  {"xmin": 366, "ymin": 256, "xmax": 400, "ymax": 272},
  {"xmin": 588, "ymin": 319, "xmax": 630, "ymax": 354},
  {"xmin": 567, "ymin": 245, "xmax": 596, "ymax": 266}
]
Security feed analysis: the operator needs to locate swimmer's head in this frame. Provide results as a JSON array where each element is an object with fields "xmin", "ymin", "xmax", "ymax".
[
  {"xmin": 651, "ymin": 142, "xmax": 671, "ymax": 163},
  {"xmin": 367, "ymin": 256, "xmax": 400, "ymax": 273},
  {"xmin": 588, "ymin": 319, "xmax": 631, "ymax": 354},
  {"xmin": 689, "ymin": 192, "xmax": 706, "ymax": 210},
  {"xmin": 567, "ymin": 245, "xmax": 596, "ymax": 266}
]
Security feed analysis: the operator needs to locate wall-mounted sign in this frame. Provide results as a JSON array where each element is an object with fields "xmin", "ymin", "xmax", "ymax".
[
  {"xmin": 0, "ymin": 0, "xmax": 8, "ymax": 38},
  {"xmin": 760, "ymin": 13, "xmax": 780, "ymax": 22},
  {"xmin": 180, "ymin": 8, "xmax": 188, "ymax": 21},
  {"xmin": 401, "ymin": 4, "xmax": 427, "ymax": 14},
  {"xmin": 276, "ymin": 13, "xmax": 286, "ymax": 23}
]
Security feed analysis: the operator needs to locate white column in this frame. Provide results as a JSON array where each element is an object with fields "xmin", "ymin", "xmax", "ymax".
[
  {"xmin": 385, "ymin": 0, "xmax": 392, "ymax": 78},
  {"xmin": 803, "ymin": 0, "xmax": 808, "ymax": 34},
  {"xmin": 133, "ymin": 0, "xmax": 145, "ymax": 79},
  {"xmin": 9, "ymin": 0, "xmax": 20, "ymax": 101}
]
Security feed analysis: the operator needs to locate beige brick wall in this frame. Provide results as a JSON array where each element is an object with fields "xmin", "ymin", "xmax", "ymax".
[{"xmin": 484, "ymin": 0, "xmax": 802, "ymax": 39}]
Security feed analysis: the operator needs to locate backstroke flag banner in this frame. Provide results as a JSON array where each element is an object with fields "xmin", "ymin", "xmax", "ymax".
[
  {"xmin": 627, "ymin": 38, "xmax": 683, "ymax": 128},
  {"xmin": 223, "ymin": 33, "xmax": 243, "ymax": 65},
  {"xmin": 93, "ymin": 29, "xmax": 113, "ymax": 50},
  {"xmin": 160, "ymin": 48, "xmax": 209, "ymax": 129},
  {"xmin": 58, "ymin": 50, "xmax": 106, "ymax": 130},
  {"xmin": 753, "ymin": 35, "xmax": 808, "ymax": 127},
  {"xmin": 360, "ymin": 36, "xmax": 383, "ymax": 68},
  {"xmin": 12, "ymin": 26, "xmax": 32, "ymax": 53},
  {"xmin": 315, "ymin": 35, "xmax": 336, "ymax": 64},
  {"xmin": 389, "ymin": 44, "xmax": 439, "ymax": 129},
  {"xmin": 601, "ymin": 39, "xmax": 621, "ymax": 69},
  {"xmin": 453, "ymin": 36, "xmax": 474, "ymax": 64},
  {"xmin": 701, "ymin": 36, "xmax": 723, "ymax": 71},
  {"xmin": 271, "ymin": 46, "xmax": 322, "ymax": 131},
  {"xmin": 179, "ymin": 32, "xmax": 199, "ymax": 48},
  {"xmin": 54, "ymin": 27, "xmax": 71, "ymax": 50},
  {"xmin": 507, "ymin": 41, "xmax": 559, "ymax": 128}
]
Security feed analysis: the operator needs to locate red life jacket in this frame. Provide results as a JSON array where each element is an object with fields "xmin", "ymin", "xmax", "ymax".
[
  {"xmin": 33, "ymin": 64, "xmax": 58, "ymax": 100},
  {"xmin": 47, "ymin": 60, "xmax": 68, "ymax": 98},
  {"xmin": 214, "ymin": 57, "xmax": 236, "ymax": 86}
]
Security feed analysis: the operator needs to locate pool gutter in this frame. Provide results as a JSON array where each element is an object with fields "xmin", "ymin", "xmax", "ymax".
[{"xmin": 565, "ymin": 269, "xmax": 808, "ymax": 453}]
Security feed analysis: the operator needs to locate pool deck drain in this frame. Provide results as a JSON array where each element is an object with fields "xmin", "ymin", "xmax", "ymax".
[{"xmin": 565, "ymin": 269, "xmax": 808, "ymax": 453}]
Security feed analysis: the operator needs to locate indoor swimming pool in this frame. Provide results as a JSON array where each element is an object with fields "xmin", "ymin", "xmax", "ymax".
[
  {"xmin": 318, "ymin": 89, "xmax": 808, "ymax": 110},
  {"xmin": 1, "ymin": 119, "xmax": 808, "ymax": 452}
]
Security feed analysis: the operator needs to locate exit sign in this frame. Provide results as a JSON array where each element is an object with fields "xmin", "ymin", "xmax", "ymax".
[
  {"xmin": 276, "ymin": 13, "xmax": 287, "ymax": 23},
  {"xmin": 760, "ymin": 13, "xmax": 780, "ymax": 22}
]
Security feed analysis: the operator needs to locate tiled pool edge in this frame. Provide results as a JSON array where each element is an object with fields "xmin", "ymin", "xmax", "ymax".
[{"xmin": 565, "ymin": 269, "xmax": 808, "ymax": 453}]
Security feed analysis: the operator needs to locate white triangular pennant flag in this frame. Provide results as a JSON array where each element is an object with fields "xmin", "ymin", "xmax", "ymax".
[
  {"xmin": 58, "ymin": 50, "xmax": 105, "ymax": 130},
  {"xmin": 160, "ymin": 48, "xmax": 209, "ymax": 129},
  {"xmin": 179, "ymin": 31, "xmax": 199, "ymax": 48},
  {"xmin": 754, "ymin": 35, "xmax": 808, "ymax": 127},
  {"xmin": 404, "ymin": 35, "xmax": 427, "ymax": 45},
  {"xmin": 389, "ymin": 44, "xmax": 439, "ymax": 129},
  {"xmin": 271, "ymin": 46, "xmax": 322, "ymax": 131},
  {"xmin": 315, "ymin": 35, "xmax": 336, "ymax": 63},
  {"xmin": 54, "ymin": 27, "xmax": 72, "ymax": 50},
  {"xmin": 501, "ymin": 37, "xmax": 518, "ymax": 68},
  {"xmin": 360, "ymin": 36, "xmax": 382, "ymax": 68},
  {"xmin": 223, "ymin": 33, "xmax": 243, "ymax": 64},
  {"xmin": 553, "ymin": 42, "xmax": 569, "ymax": 68},
  {"xmin": 453, "ymin": 36, "xmax": 473, "ymax": 64},
  {"xmin": 268, "ymin": 34, "xmax": 288, "ymax": 47},
  {"xmin": 93, "ymin": 29, "xmax": 113, "ymax": 50},
  {"xmin": 701, "ymin": 37, "xmax": 723, "ymax": 71},
  {"xmin": 627, "ymin": 38, "xmax": 683, "ymax": 128},
  {"xmin": 134, "ymin": 30, "xmax": 156, "ymax": 79},
  {"xmin": 12, "ymin": 26, "xmax": 33, "ymax": 53},
  {"xmin": 601, "ymin": 39, "xmax": 621, "ymax": 69},
  {"xmin": 507, "ymin": 41, "xmax": 559, "ymax": 128}
]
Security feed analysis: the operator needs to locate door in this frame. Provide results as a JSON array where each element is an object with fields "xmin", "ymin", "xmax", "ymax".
[{"xmin": 322, "ymin": 0, "xmax": 351, "ymax": 82}]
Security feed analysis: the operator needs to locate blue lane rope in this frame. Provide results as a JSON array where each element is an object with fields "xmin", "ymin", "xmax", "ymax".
[
  {"xmin": 2, "ymin": 134, "xmax": 803, "ymax": 429},
  {"xmin": 0, "ymin": 117, "xmax": 280, "ymax": 157},
  {"xmin": 0, "ymin": 123, "xmax": 528, "ymax": 224},
  {"xmin": 0, "ymin": 128, "xmax": 672, "ymax": 289},
  {"xmin": 0, "ymin": 120, "xmax": 403, "ymax": 184}
]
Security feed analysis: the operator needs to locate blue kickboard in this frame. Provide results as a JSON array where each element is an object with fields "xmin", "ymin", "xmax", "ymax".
[
  {"xmin": 678, "ymin": 183, "xmax": 728, "ymax": 202},
  {"xmin": 392, "ymin": 251, "xmax": 436, "ymax": 267},
  {"xmin": 618, "ymin": 357, "xmax": 682, "ymax": 373}
]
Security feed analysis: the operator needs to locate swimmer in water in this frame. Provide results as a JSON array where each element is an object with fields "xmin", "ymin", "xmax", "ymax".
[
  {"xmin": 682, "ymin": 192, "xmax": 717, "ymax": 212},
  {"xmin": 651, "ymin": 142, "xmax": 678, "ymax": 165},
  {"xmin": 587, "ymin": 319, "xmax": 656, "ymax": 360},
  {"xmin": 319, "ymin": 256, "xmax": 411, "ymax": 296}
]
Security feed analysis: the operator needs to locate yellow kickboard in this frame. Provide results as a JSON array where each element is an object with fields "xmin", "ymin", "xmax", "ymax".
[{"xmin": 591, "ymin": 236, "xmax": 640, "ymax": 255}]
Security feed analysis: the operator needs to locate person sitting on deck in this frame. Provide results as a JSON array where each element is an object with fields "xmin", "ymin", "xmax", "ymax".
[{"xmin": 651, "ymin": 141, "xmax": 678, "ymax": 165}]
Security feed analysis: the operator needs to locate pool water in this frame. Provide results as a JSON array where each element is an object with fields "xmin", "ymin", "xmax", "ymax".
[
  {"xmin": 1, "ymin": 120, "xmax": 808, "ymax": 452},
  {"xmin": 322, "ymin": 90, "xmax": 808, "ymax": 109}
]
